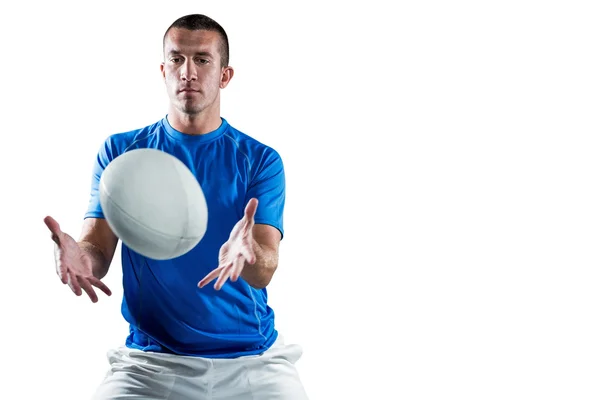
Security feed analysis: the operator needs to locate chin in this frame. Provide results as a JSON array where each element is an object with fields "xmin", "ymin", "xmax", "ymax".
[{"xmin": 180, "ymin": 104, "xmax": 205, "ymax": 115}]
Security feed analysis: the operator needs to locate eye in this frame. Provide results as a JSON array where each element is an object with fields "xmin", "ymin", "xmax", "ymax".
[
  {"xmin": 170, "ymin": 57, "xmax": 182, "ymax": 63},
  {"xmin": 196, "ymin": 58, "xmax": 209, "ymax": 65}
]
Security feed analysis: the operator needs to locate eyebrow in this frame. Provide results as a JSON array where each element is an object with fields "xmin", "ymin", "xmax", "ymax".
[{"xmin": 167, "ymin": 50, "xmax": 214, "ymax": 58}]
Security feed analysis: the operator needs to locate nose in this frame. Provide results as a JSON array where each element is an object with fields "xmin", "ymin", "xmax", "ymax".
[{"xmin": 180, "ymin": 59, "xmax": 197, "ymax": 81}]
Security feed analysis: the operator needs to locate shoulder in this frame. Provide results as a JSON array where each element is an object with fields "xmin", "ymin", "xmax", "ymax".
[
  {"xmin": 99, "ymin": 120, "xmax": 163, "ymax": 161},
  {"xmin": 222, "ymin": 121, "xmax": 283, "ymax": 165}
]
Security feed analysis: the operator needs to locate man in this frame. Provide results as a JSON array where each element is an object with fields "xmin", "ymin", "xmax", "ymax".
[{"xmin": 44, "ymin": 14, "xmax": 308, "ymax": 399}]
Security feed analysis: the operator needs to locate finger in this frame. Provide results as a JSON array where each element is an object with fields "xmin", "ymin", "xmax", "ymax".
[
  {"xmin": 240, "ymin": 241, "xmax": 256, "ymax": 265},
  {"xmin": 68, "ymin": 271, "xmax": 83, "ymax": 296},
  {"xmin": 44, "ymin": 216, "xmax": 63, "ymax": 243},
  {"xmin": 57, "ymin": 265, "xmax": 69, "ymax": 285},
  {"xmin": 231, "ymin": 255, "xmax": 246, "ymax": 282},
  {"xmin": 244, "ymin": 198, "xmax": 258, "ymax": 221},
  {"xmin": 47, "ymin": 217, "xmax": 68, "ymax": 285},
  {"xmin": 214, "ymin": 263, "xmax": 234, "ymax": 290},
  {"xmin": 78, "ymin": 276, "xmax": 99, "ymax": 303},
  {"xmin": 243, "ymin": 217, "xmax": 255, "ymax": 235},
  {"xmin": 198, "ymin": 266, "xmax": 226, "ymax": 288},
  {"xmin": 89, "ymin": 277, "xmax": 112, "ymax": 297},
  {"xmin": 54, "ymin": 247, "xmax": 69, "ymax": 284}
]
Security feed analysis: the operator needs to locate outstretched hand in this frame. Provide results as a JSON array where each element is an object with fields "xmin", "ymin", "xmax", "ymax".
[
  {"xmin": 44, "ymin": 216, "xmax": 111, "ymax": 302},
  {"xmin": 198, "ymin": 198, "xmax": 258, "ymax": 290}
]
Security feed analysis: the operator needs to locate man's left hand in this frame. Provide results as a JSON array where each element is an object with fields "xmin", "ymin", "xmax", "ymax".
[{"xmin": 198, "ymin": 198, "xmax": 258, "ymax": 290}]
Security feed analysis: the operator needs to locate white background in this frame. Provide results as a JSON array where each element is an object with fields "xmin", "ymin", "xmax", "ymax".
[{"xmin": 1, "ymin": 1, "xmax": 599, "ymax": 399}]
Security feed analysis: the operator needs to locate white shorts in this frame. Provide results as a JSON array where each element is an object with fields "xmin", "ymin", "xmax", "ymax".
[{"xmin": 92, "ymin": 335, "xmax": 309, "ymax": 399}]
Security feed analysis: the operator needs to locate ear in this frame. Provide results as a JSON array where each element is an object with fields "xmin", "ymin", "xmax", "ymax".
[
  {"xmin": 219, "ymin": 66, "xmax": 234, "ymax": 89},
  {"xmin": 160, "ymin": 62, "xmax": 166, "ymax": 79}
]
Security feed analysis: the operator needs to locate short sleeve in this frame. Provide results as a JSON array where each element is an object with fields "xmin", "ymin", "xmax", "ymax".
[
  {"xmin": 246, "ymin": 149, "xmax": 286, "ymax": 239},
  {"xmin": 84, "ymin": 137, "xmax": 115, "ymax": 219}
]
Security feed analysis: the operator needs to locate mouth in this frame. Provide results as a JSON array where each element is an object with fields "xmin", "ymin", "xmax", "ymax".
[{"xmin": 179, "ymin": 88, "xmax": 199, "ymax": 93}]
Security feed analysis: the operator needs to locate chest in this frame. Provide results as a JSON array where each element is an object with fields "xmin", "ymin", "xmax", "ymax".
[{"xmin": 160, "ymin": 141, "xmax": 252, "ymax": 231}]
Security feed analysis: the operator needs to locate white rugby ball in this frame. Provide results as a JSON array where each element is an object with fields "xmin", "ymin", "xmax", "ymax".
[{"xmin": 99, "ymin": 148, "xmax": 208, "ymax": 260}]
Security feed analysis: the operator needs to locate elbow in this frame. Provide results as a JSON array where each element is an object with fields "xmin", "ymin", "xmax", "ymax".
[{"xmin": 247, "ymin": 264, "xmax": 278, "ymax": 290}]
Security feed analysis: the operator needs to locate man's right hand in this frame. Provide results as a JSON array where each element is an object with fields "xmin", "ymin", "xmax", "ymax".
[{"xmin": 44, "ymin": 216, "xmax": 112, "ymax": 303}]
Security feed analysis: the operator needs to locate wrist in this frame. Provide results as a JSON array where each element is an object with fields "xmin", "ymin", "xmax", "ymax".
[{"xmin": 78, "ymin": 241, "xmax": 110, "ymax": 279}]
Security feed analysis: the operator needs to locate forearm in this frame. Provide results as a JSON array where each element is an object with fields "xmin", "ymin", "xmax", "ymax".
[
  {"xmin": 241, "ymin": 239, "xmax": 278, "ymax": 289},
  {"xmin": 78, "ymin": 241, "xmax": 111, "ymax": 280}
]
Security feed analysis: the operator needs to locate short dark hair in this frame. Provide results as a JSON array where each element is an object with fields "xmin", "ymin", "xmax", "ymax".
[{"xmin": 163, "ymin": 14, "xmax": 229, "ymax": 67}]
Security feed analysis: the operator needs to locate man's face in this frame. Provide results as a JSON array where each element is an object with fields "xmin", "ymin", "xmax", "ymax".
[{"xmin": 161, "ymin": 28, "xmax": 228, "ymax": 116}]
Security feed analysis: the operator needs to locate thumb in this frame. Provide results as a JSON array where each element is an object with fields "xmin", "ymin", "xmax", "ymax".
[
  {"xmin": 44, "ymin": 216, "xmax": 63, "ymax": 244},
  {"xmin": 244, "ymin": 198, "xmax": 258, "ymax": 220}
]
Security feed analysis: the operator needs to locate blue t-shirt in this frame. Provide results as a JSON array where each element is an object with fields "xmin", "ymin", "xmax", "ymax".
[{"xmin": 84, "ymin": 116, "xmax": 285, "ymax": 358}]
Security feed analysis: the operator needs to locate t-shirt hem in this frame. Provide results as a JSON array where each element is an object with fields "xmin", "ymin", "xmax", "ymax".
[
  {"xmin": 84, "ymin": 212, "xmax": 105, "ymax": 219},
  {"xmin": 253, "ymin": 219, "xmax": 284, "ymax": 240},
  {"xmin": 124, "ymin": 330, "xmax": 279, "ymax": 359}
]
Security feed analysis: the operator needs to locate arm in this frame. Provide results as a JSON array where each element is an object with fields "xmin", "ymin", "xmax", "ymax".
[
  {"xmin": 78, "ymin": 218, "xmax": 119, "ymax": 280},
  {"xmin": 198, "ymin": 198, "xmax": 283, "ymax": 291},
  {"xmin": 240, "ymin": 224, "xmax": 281, "ymax": 289},
  {"xmin": 199, "ymin": 147, "xmax": 286, "ymax": 291}
]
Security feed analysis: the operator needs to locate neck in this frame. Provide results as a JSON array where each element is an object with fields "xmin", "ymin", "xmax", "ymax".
[{"xmin": 167, "ymin": 107, "xmax": 222, "ymax": 135}]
